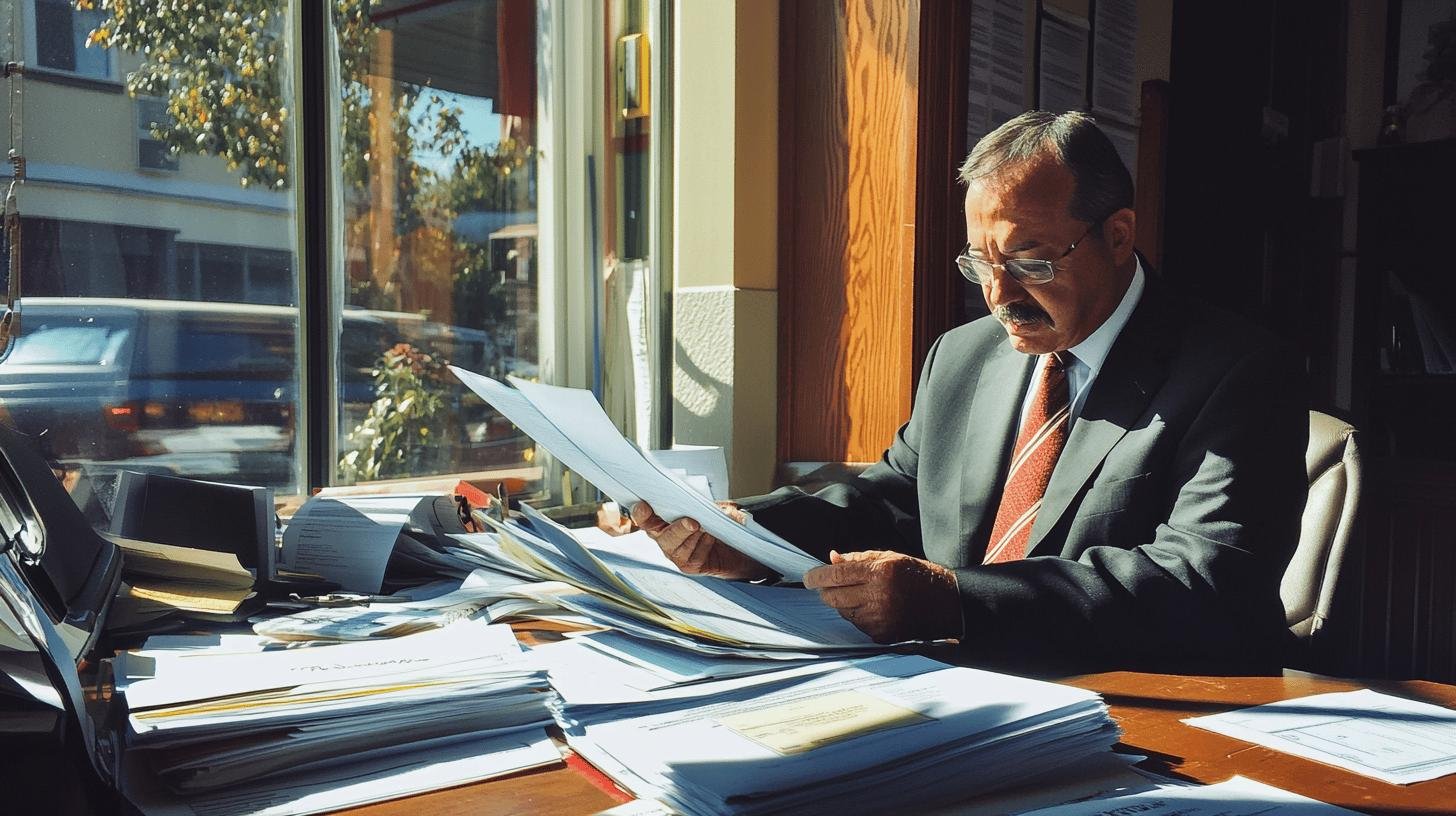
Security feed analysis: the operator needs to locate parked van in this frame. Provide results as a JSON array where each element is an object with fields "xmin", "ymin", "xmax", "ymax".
[{"xmin": 0, "ymin": 298, "xmax": 528, "ymax": 492}]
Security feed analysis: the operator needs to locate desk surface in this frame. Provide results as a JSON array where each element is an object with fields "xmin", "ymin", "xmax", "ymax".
[{"xmin": 337, "ymin": 670, "xmax": 1456, "ymax": 816}]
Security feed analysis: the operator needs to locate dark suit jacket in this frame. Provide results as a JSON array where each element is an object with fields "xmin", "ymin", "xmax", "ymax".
[{"xmin": 744, "ymin": 284, "xmax": 1309, "ymax": 673}]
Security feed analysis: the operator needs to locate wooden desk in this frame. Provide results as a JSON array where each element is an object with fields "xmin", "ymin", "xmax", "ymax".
[
  {"xmin": 1066, "ymin": 671, "xmax": 1456, "ymax": 816},
  {"xmin": 339, "ymin": 671, "xmax": 1456, "ymax": 816}
]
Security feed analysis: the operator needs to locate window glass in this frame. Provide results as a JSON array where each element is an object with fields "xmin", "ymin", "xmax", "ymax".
[
  {"xmin": 137, "ymin": 97, "xmax": 180, "ymax": 172},
  {"xmin": 33, "ymin": 0, "xmax": 111, "ymax": 78},
  {"xmin": 0, "ymin": 3, "xmax": 636, "ymax": 508},
  {"xmin": 143, "ymin": 316, "xmax": 295, "ymax": 380},
  {"xmin": 330, "ymin": 1, "xmax": 541, "ymax": 489},
  {"xmin": 2, "ymin": 3, "xmax": 301, "ymax": 496},
  {"xmin": 197, "ymin": 244, "xmax": 247, "ymax": 303},
  {"xmin": 6, "ymin": 317, "xmax": 132, "ymax": 367}
]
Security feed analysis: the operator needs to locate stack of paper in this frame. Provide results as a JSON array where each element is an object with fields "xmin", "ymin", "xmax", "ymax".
[
  {"xmin": 554, "ymin": 650, "xmax": 1119, "ymax": 816},
  {"xmin": 473, "ymin": 503, "xmax": 880, "ymax": 658},
  {"xmin": 280, "ymin": 494, "xmax": 462, "ymax": 593},
  {"xmin": 450, "ymin": 368, "xmax": 823, "ymax": 580},
  {"xmin": 252, "ymin": 569, "xmax": 556, "ymax": 641},
  {"xmin": 114, "ymin": 619, "xmax": 560, "ymax": 814},
  {"xmin": 106, "ymin": 533, "xmax": 256, "ymax": 626},
  {"xmin": 534, "ymin": 632, "xmax": 840, "ymax": 729}
]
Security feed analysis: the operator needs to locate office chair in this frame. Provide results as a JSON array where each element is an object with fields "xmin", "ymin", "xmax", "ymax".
[{"xmin": 1281, "ymin": 410, "xmax": 1363, "ymax": 642}]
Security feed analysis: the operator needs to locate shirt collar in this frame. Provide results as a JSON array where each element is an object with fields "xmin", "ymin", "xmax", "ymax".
[{"xmin": 1066, "ymin": 256, "xmax": 1145, "ymax": 375}]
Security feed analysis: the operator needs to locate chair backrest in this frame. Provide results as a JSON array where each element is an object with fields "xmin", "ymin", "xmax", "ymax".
[{"xmin": 1281, "ymin": 410, "xmax": 1362, "ymax": 640}]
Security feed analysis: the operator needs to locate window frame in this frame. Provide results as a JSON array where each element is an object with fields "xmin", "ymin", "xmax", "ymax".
[
  {"xmin": 135, "ymin": 96, "xmax": 180, "ymax": 174},
  {"xmin": 289, "ymin": 0, "xmax": 658, "ymax": 498},
  {"xmin": 24, "ymin": 0, "xmax": 122, "ymax": 86}
]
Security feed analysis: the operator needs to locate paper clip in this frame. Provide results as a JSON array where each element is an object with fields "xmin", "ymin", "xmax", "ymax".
[{"xmin": 453, "ymin": 494, "xmax": 481, "ymax": 533}]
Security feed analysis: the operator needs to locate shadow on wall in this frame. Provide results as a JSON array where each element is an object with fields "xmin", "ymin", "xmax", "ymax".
[{"xmin": 672, "ymin": 330, "xmax": 731, "ymax": 456}]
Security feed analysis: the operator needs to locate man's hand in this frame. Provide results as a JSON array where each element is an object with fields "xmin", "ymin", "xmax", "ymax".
[
  {"xmin": 630, "ymin": 501, "xmax": 775, "ymax": 581},
  {"xmin": 803, "ymin": 550, "xmax": 961, "ymax": 643}
]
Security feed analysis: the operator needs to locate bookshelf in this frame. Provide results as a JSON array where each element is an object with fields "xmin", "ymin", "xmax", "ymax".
[
  {"xmin": 1337, "ymin": 138, "xmax": 1456, "ymax": 683},
  {"xmin": 1352, "ymin": 138, "xmax": 1456, "ymax": 461}
]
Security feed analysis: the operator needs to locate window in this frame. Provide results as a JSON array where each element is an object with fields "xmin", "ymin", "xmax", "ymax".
[
  {"xmin": 175, "ymin": 243, "xmax": 296, "ymax": 306},
  {"xmin": 5, "ymin": 5, "xmax": 303, "ymax": 493},
  {"xmin": 6, "ymin": 316, "xmax": 131, "ymax": 367},
  {"xmin": 30, "ymin": 0, "xmax": 113, "ymax": 79},
  {"xmin": 136, "ymin": 97, "xmax": 179, "ymax": 172},
  {"xmin": 329, "ymin": 0, "xmax": 544, "ymax": 487},
  {"xmin": 1, "ymin": 2, "xmax": 668, "ymax": 511}
]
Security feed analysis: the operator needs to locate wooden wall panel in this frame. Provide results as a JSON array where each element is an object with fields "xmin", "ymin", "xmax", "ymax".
[
  {"xmin": 1330, "ymin": 460, "xmax": 1456, "ymax": 683},
  {"xmin": 779, "ymin": 0, "xmax": 920, "ymax": 463},
  {"xmin": 1135, "ymin": 79, "xmax": 1170, "ymax": 269},
  {"xmin": 912, "ymin": 1, "xmax": 971, "ymax": 380}
]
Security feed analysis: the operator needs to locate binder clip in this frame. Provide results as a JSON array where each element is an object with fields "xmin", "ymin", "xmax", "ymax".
[{"xmin": 491, "ymin": 481, "xmax": 511, "ymax": 522}]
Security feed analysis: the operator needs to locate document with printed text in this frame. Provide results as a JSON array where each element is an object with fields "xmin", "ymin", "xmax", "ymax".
[{"xmin": 1185, "ymin": 689, "xmax": 1456, "ymax": 785}]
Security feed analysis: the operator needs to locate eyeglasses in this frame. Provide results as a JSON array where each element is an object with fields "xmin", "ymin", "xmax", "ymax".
[{"xmin": 956, "ymin": 220, "xmax": 1102, "ymax": 286}]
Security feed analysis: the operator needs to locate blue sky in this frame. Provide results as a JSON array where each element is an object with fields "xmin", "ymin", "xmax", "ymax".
[{"xmin": 410, "ymin": 88, "xmax": 503, "ymax": 177}]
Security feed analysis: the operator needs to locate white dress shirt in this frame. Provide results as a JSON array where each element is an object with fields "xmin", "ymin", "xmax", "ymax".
[{"xmin": 1018, "ymin": 257, "xmax": 1146, "ymax": 430}]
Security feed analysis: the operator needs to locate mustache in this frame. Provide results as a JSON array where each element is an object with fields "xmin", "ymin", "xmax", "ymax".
[{"xmin": 993, "ymin": 301, "xmax": 1054, "ymax": 328}]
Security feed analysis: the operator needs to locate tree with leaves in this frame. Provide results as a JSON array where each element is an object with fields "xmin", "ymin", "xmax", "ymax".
[
  {"xmin": 78, "ymin": 0, "xmax": 536, "ymax": 480},
  {"xmin": 79, "ymin": 0, "xmax": 294, "ymax": 188}
]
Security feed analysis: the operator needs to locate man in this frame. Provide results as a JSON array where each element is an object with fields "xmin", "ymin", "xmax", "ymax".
[{"xmin": 634, "ymin": 111, "xmax": 1308, "ymax": 673}]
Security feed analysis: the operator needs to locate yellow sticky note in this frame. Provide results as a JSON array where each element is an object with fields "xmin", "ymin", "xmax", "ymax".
[{"xmin": 718, "ymin": 690, "xmax": 930, "ymax": 755}]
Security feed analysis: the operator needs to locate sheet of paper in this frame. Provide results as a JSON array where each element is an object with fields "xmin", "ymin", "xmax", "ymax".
[
  {"xmin": 719, "ymin": 689, "xmax": 930, "ymax": 755},
  {"xmin": 122, "ymin": 728, "xmax": 560, "ymax": 816},
  {"xmin": 538, "ymin": 525, "xmax": 869, "ymax": 650},
  {"xmin": 252, "ymin": 569, "xmax": 529, "ymax": 641},
  {"xmin": 924, "ymin": 752, "xmax": 1153, "ymax": 816},
  {"xmin": 538, "ymin": 636, "xmax": 853, "ymax": 711},
  {"xmin": 152, "ymin": 711, "xmax": 551, "ymax": 792},
  {"xmin": 123, "ymin": 618, "xmax": 525, "ymax": 714},
  {"xmin": 281, "ymin": 496, "xmax": 421, "ymax": 592},
  {"xmin": 106, "ymin": 533, "xmax": 254, "ymax": 588},
  {"xmin": 451, "ymin": 367, "xmax": 822, "ymax": 580},
  {"xmin": 1184, "ymin": 689, "xmax": 1456, "ymax": 785},
  {"xmin": 649, "ymin": 445, "xmax": 730, "ymax": 500},
  {"xmin": 1016, "ymin": 775, "xmax": 1363, "ymax": 816},
  {"xmin": 141, "ymin": 633, "xmax": 296, "ymax": 654},
  {"xmin": 566, "ymin": 654, "xmax": 1117, "ymax": 816},
  {"xmin": 448, "ymin": 366, "xmax": 638, "ymax": 501},
  {"xmin": 125, "ymin": 580, "xmax": 251, "ymax": 615},
  {"xmin": 576, "ymin": 630, "xmax": 819, "ymax": 688}
]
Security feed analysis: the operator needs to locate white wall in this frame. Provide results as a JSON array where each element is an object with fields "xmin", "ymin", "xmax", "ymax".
[{"xmin": 672, "ymin": 0, "xmax": 779, "ymax": 496}]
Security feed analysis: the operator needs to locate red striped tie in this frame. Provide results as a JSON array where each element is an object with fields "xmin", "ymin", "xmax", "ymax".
[{"xmin": 984, "ymin": 352, "xmax": 1071, "ymax": 564}]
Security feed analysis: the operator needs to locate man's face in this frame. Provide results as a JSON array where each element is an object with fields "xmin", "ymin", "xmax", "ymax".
[{"xmin": 963, "ymin": 158, "xmax": 1134, "ymax": 355}]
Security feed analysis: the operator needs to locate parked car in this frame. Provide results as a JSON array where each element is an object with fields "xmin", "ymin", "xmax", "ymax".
[{"xmin": 0, "ymin": 297, "xmax": 531, "ymax": 492}]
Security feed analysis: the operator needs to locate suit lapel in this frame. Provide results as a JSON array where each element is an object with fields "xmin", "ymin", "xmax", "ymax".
[
  {"xmin": 958, "ymin": 341, "xmax": 1035, "ymax": 563},
  {"xmin": 1025, "ymin": 287, "xmax": 1174, "ymax": 555}
]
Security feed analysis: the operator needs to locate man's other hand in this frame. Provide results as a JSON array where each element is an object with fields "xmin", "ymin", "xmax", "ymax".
[
  {"xmin": 630, "ymin": 501, "xmax": 775, "ymax": 581},
  {"xmin": 803, "ymin": 550, "xmax": 961, "ymax": 643}
]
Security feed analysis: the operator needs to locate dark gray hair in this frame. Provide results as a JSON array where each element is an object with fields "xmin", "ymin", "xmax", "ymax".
[{"xmin": 958, "ymin": 111, "xmax": 1134, "ymax": 224}]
